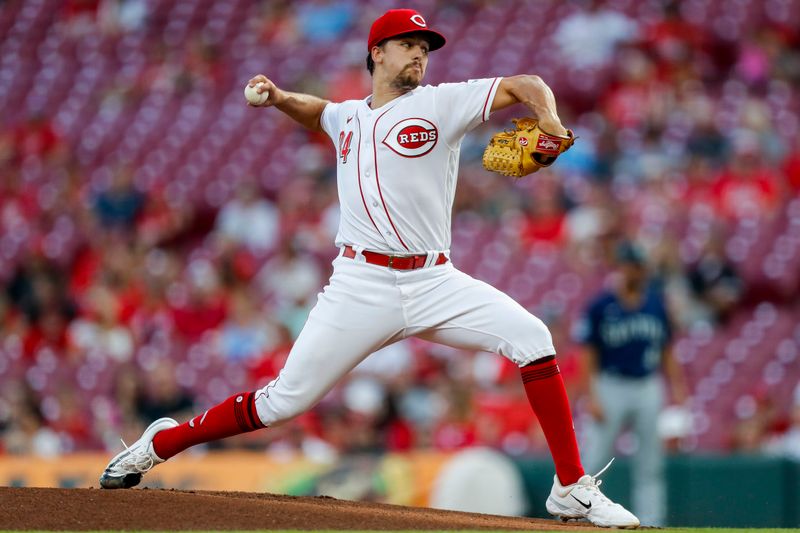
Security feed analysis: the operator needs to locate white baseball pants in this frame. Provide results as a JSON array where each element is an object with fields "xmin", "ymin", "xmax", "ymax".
[{"xmin": 254, "ymin": 250, "xmax": 555, "ymax": 427}]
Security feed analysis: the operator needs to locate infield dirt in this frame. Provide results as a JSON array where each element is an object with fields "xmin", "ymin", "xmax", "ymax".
[{"xmin": 0, "ymin": 487, "xmax": 603, "ymax": 530}]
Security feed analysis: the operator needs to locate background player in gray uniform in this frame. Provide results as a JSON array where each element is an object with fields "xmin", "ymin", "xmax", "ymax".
[{"xmin": 578, "ymin": 241, "xmax": 689, "ymax": 525}]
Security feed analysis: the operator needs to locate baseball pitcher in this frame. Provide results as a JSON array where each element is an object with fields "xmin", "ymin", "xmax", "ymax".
[{"xmin": 100, "ymin": 9, "xmax": 638, "ymax": 528}]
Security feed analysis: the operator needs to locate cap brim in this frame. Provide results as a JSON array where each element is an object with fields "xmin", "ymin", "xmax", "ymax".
[{"xmin": 390, "ymin": 28, "xmax": 446, "ymax": 51}]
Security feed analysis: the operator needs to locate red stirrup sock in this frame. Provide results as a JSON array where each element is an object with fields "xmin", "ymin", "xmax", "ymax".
[
  {"xmin": 520, "ymin": 355, "xmax": 585, "ymax": 486},
  {"xmin": 152, "ymin": 391, "xmax": 265, "ymax": 460}
]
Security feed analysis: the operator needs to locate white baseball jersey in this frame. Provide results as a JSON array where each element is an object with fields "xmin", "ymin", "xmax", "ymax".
[
  {"xmin": 253, "ymin": 76, "xmax": 557, "ymax": 430},
  {"xmin": 320, "ymin": 77, "xmax": 502, "ymax": 254}
]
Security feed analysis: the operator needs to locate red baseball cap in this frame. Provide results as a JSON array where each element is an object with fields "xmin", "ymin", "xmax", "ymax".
[{"xmin": 367, "ymin": 9, "xmax": 446, "ymax": 52}]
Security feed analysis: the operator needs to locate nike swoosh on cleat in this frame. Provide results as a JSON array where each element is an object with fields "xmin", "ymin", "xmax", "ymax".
[{"xmin": 571, "ymin": 495, "xmax": 592, "ymax": 509}]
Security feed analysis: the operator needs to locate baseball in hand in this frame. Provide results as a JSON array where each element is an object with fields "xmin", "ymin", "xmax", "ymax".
[{"xmin": 245, "ymin": 82, "xmax": 269, "ymax": 105}]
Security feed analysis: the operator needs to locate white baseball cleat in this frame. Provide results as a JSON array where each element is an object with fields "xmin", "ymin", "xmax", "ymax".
[
  {"xmin": 546, "ymin": 459, "xmax": 640, "ymax": 529},
  {"xmin": 99, "ymin": 417, "xmax": 178, "ymax": 489}
]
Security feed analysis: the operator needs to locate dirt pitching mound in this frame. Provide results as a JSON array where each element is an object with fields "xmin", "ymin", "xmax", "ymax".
[{"xmin": 1, "ymin": 487, "xmax": 602, "ymax": 531}]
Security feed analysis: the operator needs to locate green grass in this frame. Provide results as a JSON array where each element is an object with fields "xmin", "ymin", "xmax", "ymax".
[{"xmin": 665, "ymin": 530, "xmax": 800, "ymax": 533}]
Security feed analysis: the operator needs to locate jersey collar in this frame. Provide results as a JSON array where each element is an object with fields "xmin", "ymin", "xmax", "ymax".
[{"xmin": 363, "ymin": 87, "xmax": 420, "ymax": 112}]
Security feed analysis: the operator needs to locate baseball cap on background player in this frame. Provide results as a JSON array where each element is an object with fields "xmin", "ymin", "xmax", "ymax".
[
  {"xmin": 615, "ymin": 241, "xmax": 647, "ymax": 266},
  {"xmin": 367, "ymin": 9, "xmax": 446, "ymax": 51}
]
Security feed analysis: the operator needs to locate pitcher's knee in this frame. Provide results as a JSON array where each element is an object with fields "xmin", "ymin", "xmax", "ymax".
[{"xmin": 506, "ymin": 314, "xmax": 556, "ymax": 366}]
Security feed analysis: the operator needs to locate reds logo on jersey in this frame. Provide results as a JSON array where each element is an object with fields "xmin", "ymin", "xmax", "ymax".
[{"xmin": 382, "ymin": 118, "xmax": 438, "ymax": 158}]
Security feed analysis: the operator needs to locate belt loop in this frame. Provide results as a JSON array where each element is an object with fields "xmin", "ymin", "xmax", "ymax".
[
  {"xmin": 353, "ymin": 244, "xmax": 366, "ymax": 262},
  {"xmin": 422, "ymin": 251, "xmax": 434, "ymax": 268}
]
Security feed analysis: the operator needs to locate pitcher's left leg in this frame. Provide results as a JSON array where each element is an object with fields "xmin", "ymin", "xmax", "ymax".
[
  {"xmin": 405, "ymin": 265, "xmax": 638, "ymax": 528},
  {"xmin": 406, "ymin": 267, "xmax": 578, "ymax": 482}
]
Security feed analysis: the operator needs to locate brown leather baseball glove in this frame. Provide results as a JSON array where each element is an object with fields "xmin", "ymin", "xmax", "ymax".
[{"xmin": 482, "ymin": 118, "xmax": 575, "ymax": 177}]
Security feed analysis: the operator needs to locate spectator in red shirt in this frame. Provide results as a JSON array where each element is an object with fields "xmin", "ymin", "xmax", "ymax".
[
  {"xmin": 12, "ymin": 113, "xmax": 65, "ymax": 163},
  {"xmin": 519, "ymin": 174, "xmax": 568, "ymax": 248},
  {"xmin": 48, "ymin": 387, "xmax": 96, "ymax": 451},
  {"xmin": 679, "ymin": 156, "xmax": 718, "ymax": 213},
  {"xmin": 62, "ymin": 0, "xmax": 102, "ymax": 36},
  {"xmin": 433, "ymin": 383, "xmax": 477, "ymax": 451},
  {"xmin": 602, "ymin": 49, "xmax": 667, "ymax": 130},
  {"xmin": 642, "ymin": 0, "xmax": 705, "ymax": 79},
  {"xmin": 14, "ymin": 113, "xmax": 63, "ymax": 161},
  {"xmin": 712, "ymin": 140, "xmax": 780, "ymax": 220},
  {"xmin": 23, "ymin": 307, "xmax": 71, "ymax": 361},
  {"xmin": 169, "ymin": 259, "xmax": 228, "ymax": 341},
  {"xmin": 136, "ymin": 188, "xmax": 194, "ymax": 248}
]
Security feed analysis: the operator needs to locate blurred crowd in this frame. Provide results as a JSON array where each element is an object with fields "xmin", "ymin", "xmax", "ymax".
[{"xmin": 1, "ymin": 0, "xmax": 799, "ymax": 461}]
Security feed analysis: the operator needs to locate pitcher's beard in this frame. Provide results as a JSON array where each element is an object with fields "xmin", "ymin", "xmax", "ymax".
[{"xmin": 390, "ymin": 67, "xmax": 421, "ymax": 92}]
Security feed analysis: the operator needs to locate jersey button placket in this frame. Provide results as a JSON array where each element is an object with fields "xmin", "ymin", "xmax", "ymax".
[{"xmin": 360, "ymin": 133, "xmax": 384, "ymax": 240}]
